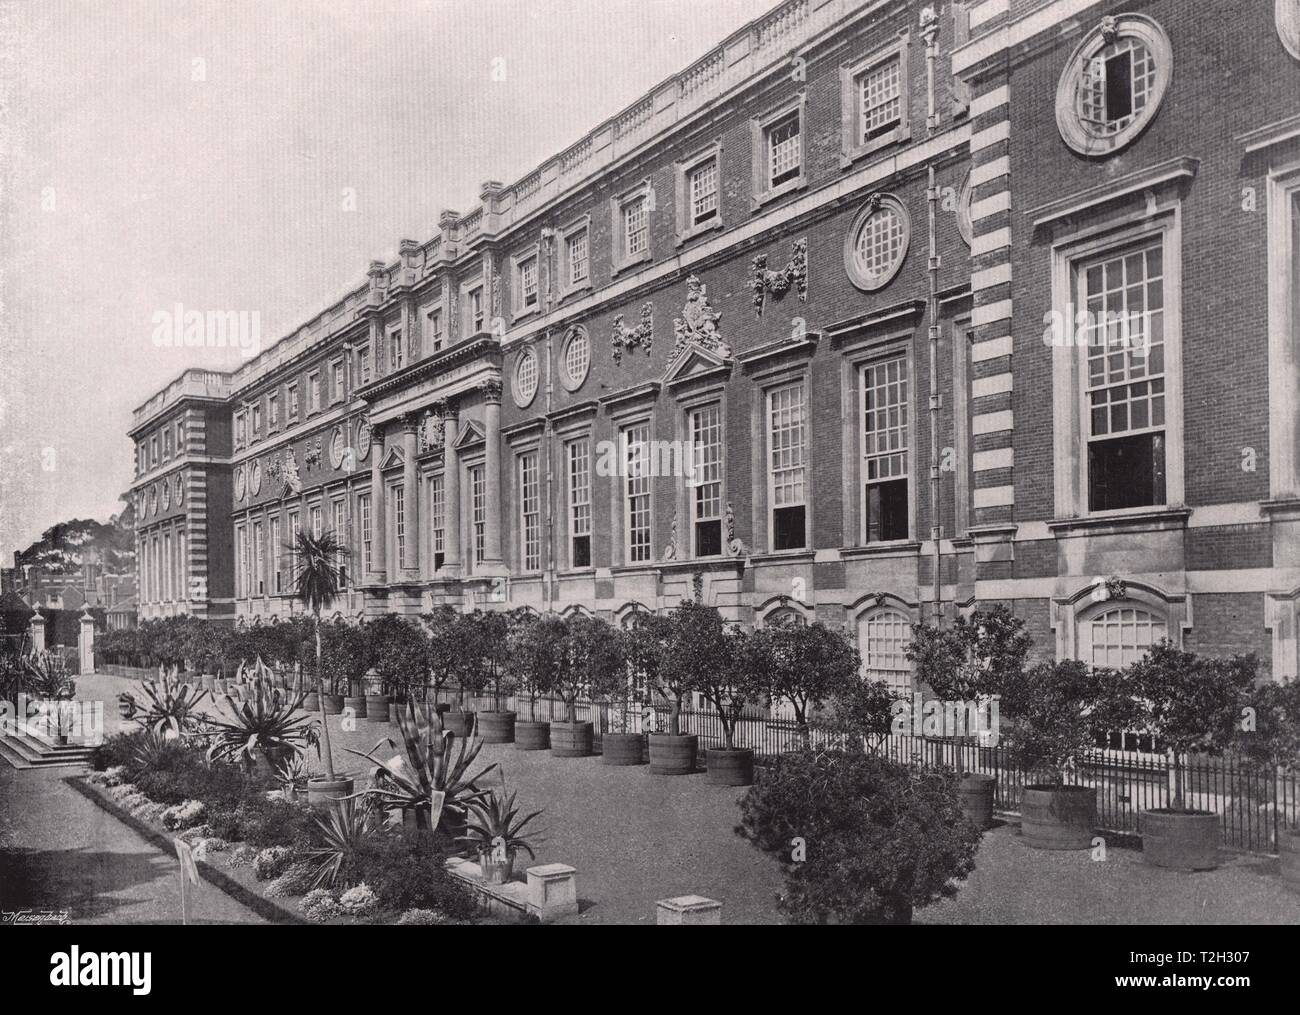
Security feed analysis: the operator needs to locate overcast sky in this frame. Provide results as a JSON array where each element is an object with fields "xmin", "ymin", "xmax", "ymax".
[{"xmin": 0, "ymin": 0, "xmax": 757, "ymax": 561}]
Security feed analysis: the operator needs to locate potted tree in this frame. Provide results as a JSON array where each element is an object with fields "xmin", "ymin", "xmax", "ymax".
[
  {"xmin": 601, "ymin": 619, "xmax": 648, "ymax": 767},
  {"xmin": 472, "ymin": 610, "xmax": 517, "ymax": 744},
  {"xmin": 696, "ymin": 620, "xmax": 767, "ymax": 786},
  {"xmin": 645, "ymin": 601, "xmax": 709, "ymax": 776},
  {"xmin": 290, "ymin": 528, "xmax": 354, "ymax": 808},
  {"xmin": 1127, "ymin": 643, "xmax": 1257, "ymax": 871},
  {"xmin": 736, "ymin": 749, "xmax": 981, "ymax": 924},
  {"xmin": 508, "ymin": 612, "xmax": 562, "ymax": 750},
  {"xmin": 1236, "ymin": 678, "xmax": 1300, "ymax": 891},
  {"xmin": 551, "ymin": 614, "xmax": 622, "ymax": 759},
  {"xmin": 764, "ymin": 615, "xmax": 861, "ymax": 750},
  {"xmin": 424, "ymin": 607, "xmax": 466, "ymax": 726},
  {"xmin": 1000, "ymin": 658, "xmax": 1130, "ymax": 850},
  {"xmin": 372, "ymin": 613, "xmax": 429, "ymax": 720},
  {"xmin": 908, "ymin": 606, "xmax": 1031, "ymax": 829},
  {"xmin": 321, "ymin": 618, "xmax": 371, "ymax": 720}
]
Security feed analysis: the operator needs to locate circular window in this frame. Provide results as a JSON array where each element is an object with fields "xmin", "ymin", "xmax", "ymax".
[
  {"xmin": 175, "ymin": 475, "xmax": 185, "ymax": 506},
  {"xmin": 162, "ymin": 480, "xmax": 171, "ymax": 511},
  {"xmin": 356, "ymin": 419, "xmax": 373, "ymax": 460},
  {"xmin": 249, "ymin": 459, "xmax": 262, "ymax": 496},
  {"xmin": 330, "ymin": 427, "xmax": 345, "ymax": 469},
  {"xmin": 956, "ymin": 172, "xmax": 973, "ymax": 247},
  {"xmin": 234, "ymin": 466, "xmax": 246, "ymax": 502},
  {"xmin": 560, "ymin": 326, "xmax": 590, "ymax": 391},
  {"xmin": 1056, "ymin": 16, "xmax": 1172, "ymax": 157},
  {"xmin": 844, "ymin": 195, "xmax": 910, "ymax": 292},
  {"xmin": 513, "ymin": 346, "xmax": 539, "ymax": 407},
  {"xmin": 1280, "ymin": 0, "xmax": 1300, "ymax": 61}
]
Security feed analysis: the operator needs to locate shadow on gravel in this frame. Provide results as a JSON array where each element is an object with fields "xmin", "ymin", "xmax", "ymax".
[{"xmin": 0, "ymin": 846, "xmax": 168, "ymax": 920}]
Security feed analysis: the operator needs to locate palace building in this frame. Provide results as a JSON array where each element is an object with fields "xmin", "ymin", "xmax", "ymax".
[{"xmin": 127, "ymin": 0, "xmax": 1300, "ymax": 684}]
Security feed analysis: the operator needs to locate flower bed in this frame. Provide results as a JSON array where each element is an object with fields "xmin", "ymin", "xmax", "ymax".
[{"xmin": 84, "ymin": 729, "xmax": 481, "ymax": 925}]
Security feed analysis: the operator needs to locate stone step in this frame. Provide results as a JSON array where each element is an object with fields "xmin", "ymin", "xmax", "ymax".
[
  {"xmin": 0, "ymin": 738, "xmax": 33, "ymax": 770},
  {"xmin": 0, "ymin": 734, "xmax": 94, "ymax": 769}
]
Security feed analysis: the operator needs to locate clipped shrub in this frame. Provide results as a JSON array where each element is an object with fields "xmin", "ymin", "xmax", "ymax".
[
  {"xmin": 207, "ymin": 796, "xmax": 311, "ymax": 848},
  {"xmin": 397, "ymin": 908, "xmax": 447, "ymax": 925},
  {"xmin": 253, "ymin": 846, "xmax": 295, "ymax": 881},
  {"xmin": 227, "ymin": 844, "xmax": 257, "ymax": 869},
  {"xmin": 192, "ymin": 837, "xmax": 228, "ymax": 861},
  {"xmin": 737, "ymin": 750, "xmax": 981, "ymax": 924},
  {"xmin": 160, "ymin": 800, "xmax": 207, "ymax": 831},
  {"xmin": 338, "ymin": 882, "xmax": 379, "ymax": 917},
  {"xmin": 301, "ymin": 888, "xmax": 340, "ymax": 923},
  {"xmin": 353, "ymin": 834, "xmax": 476, "ymax": 919},
  {"xmin": 266, "ymin": 862, "xmax": 318, "ymax": 899}
]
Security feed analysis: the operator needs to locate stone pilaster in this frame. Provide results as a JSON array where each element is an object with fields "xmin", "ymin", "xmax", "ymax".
[
  {"xmin": 369, "ymin": 421, "xmax": 387, "ymax": 582},
  {"xmin": 441, "ymin": 400, "xmax": 462, "ymax": 575},
  {"xmin": 401, "ymin": 413, "xmax": 420, "ymax": 574},
  {"xmin": 479, "ymin": 377, "xmax": 505, "ymax": 571}
]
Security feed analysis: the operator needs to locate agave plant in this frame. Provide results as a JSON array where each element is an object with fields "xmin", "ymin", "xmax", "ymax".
[
  {"xmin": 24, "ymin": 651, "xmax": 75, "ymax": 700},
  {"xmin": 271, "ymin": 753, "xmax": 311, "ymax": 803},
  {"xmin": 347, "ymin": 700, "xmax": 497, "ymax": 836},
  {"xmin": 301, "ymin": 798, "xmax": 377, "ymax": 889},
  {"xmin": 455, "ymin": 784, "xmax": 544, "ymax": 863},
  {"xmin": 131, "ymin": 665, "xmax": 211, "ymax": 738},
  {"xmin": 205, "ymin": 660, "xmax": 320, "ymax": 770}
]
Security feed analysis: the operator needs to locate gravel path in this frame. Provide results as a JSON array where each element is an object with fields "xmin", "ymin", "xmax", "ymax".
[{"xmin": 39, "ymin": 674, "xmax": 1300, "ymax": 925}]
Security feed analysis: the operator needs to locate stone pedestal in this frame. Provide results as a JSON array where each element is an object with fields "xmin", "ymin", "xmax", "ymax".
[
  {"xmin": 656, "ymin": 895, "xmax": 722, "ymax": 925},
  {"xmin": 78, "ymin": 606, "xmax": 95, "ymax": 674},
  {"xmin": 29, "ymin": 612, "xmax": 46, "ymax": 653},
  {"xmin": 525, "ymin": 863, "xmax": 578, "ymax": 922}
]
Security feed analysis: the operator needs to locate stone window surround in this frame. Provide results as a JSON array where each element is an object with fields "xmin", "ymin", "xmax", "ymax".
[
  {"xmin": 839, "ymin": 327, "xmax": 918, "ymax": 548},
  {"xmin": 510, "ymin": 242, "xmax": 542, "ymax": 323},
  {"xmin": 610, "ymin": 178, "xmax": 654, "ymax": 276},
  {"xmin": 854, "ymin": 599, "xmax": 919, "ymax": 689},
  {"xmin": 557, "ymin": 214, "xmax": 593, "ymax": 301},
  {"xmin": 559, "ymin": 324, "xmax": 591, "ymax": 392},
  {"xmin": 509, "ymin": 433, "xmax": 544, "ymax": 576},
  {"xmin": 1054, "ymin": 14, "xmax": 1173, "ymax": 158},
  {"xmin": 603, "ymin": 390, "xmax": 658, "ymax": 569},
  {"xmin": 950, "ymin": 314, "xmax": 975, "ymax": 537},
  {"xmin": 674, "ymin": 139, "xmax": 725, "ymax": 246},
  {"xmin": 844, "ymin": 192, "xmax": 912, "ymax": 292},
  {"xmin": 553, "ymin": 409, "xmax": 597, "ymax": 574},
  {"xmin": 839, "ymin": 30, "xmax": 912, "ymax": 169},
  {"xmin": 1049, "ymin": 579, "xmax": 1188, "ymax": 662},
  {"xmin": 460, "ymin": 276, "xmax": 486, "ymax": 336},
  {"xmin": 512, "ymin": 343, "xmax": 540, "ymax": 409},
  {"xmin": 1266, "ymin": 159, "xmax": 1300, "ymax": 501},
  {"xmin": 673, "ymin": 381, "xmax": 728, "ymax": 561},
  {"xmin": 750, "ymin": 91, "xmax": 808, "ymax": 209},
  {"xmin": 1048, "ymin": 199, "xmax": 1186, "ymax": 521},
  {"xmin": 329, "ymin": 356, "xmax": 345, "ymax": 404},
  {"xmin": 749, "ymin": 361, "xmax": 813, "ymax": 556}
]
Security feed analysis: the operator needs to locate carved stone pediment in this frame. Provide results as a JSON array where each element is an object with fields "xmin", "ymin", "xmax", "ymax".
[{"xmin": 670, "ymin": 274, "xmax": 730, "ymax": 361}]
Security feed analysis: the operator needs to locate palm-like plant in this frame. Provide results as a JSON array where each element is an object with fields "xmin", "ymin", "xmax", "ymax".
[
  {"xmin": 131, "ymin": 664, "xmax": 211, "ymax": 738},
  {"xmin": 24, "ymin": 651, "xmax": 75, "ymax": 700},
  {"xmin": 455, "ymin": 784, "xmax": 544, "ymax": 864},
  {"xmin": 347, "ymin": 700, "xmax": 497, "ymax": 836},
  {"xmin": 302, "ymin": 798, "xmax": 377, "ymax": 889},
  {"xmin": 204, "ymin": 661, "xmax": 320, "ymax": 769},
  {"xmin": 290, "ymin": 529, "xmax": 347, "ymax": 781}
]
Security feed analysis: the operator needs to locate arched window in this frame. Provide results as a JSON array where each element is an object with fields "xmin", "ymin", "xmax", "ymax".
[
  {"xmin": 761, "ymin": 605, "xmax": 807, "ymax": 628},
  {"xmin": 859, "ymin": 608, "xmax": 912, "ymax": 694},
  {"xmin": 1079, "ymin": 605, "xmax": 1166, "ymax": 669}
]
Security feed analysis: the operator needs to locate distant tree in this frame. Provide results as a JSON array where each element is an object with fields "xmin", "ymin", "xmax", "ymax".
[
  {"xmin": 906, "ymin": 605, "xmax": 1031, "ymax": 702},
  {"xmin": 508, "ymin": 612, "xmax": 565, "ymax": 722},
  {"xmin": 765, "ymin": 617, "xmax": 861, "ymax": 748}
]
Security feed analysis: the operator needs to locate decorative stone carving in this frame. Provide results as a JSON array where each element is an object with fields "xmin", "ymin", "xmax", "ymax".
[
  {"xmin": 282, "ymin": 449, "xmax": 302, "ymax": 495},
  {"xmin": 611, "ymin": 302, "xmax": 654, "ymax": 364},
  {"xmin": 479, "ymin": 376, "xmax": 503, "ymax": 404},
  {"xmin": 489, "ymin": 260, "xmax": 502, "ymax": 325},
  {"xmin": 1279, "ymin": 0, "xmax": 1300, "ymax": 60},
  {"xmin": 749, "ymin": 238, "xmax": 808, "ymax": 317},
  {"xmin": 663, "ymin": 506, "xmax": 678, "ymax": 561},
  {"xmin": 303, "ymin": 437, "xmax": 323, "ymax": 471},
  {"xmin": 425, "ymin": 405, "xmax": 445, "ymax": 450},
  {"xmin": 724, "ymin": 502, "xmax": 749, "ymax": 557},
  {"xmin": 1099, "ymin": 14, "xmax": 1119, "ymax": 44},
  {"xmin": 671, "ymin": 274, "xmax": 730, "ymax": 360}
]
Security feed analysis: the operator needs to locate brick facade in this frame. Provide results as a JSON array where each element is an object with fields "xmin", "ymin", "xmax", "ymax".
[{"xmin": 126, "ymin": 0, "xmax": 1300, "ymax": 681}]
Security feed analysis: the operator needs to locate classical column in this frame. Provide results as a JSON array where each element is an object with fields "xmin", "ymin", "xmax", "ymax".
[
  {"xmin": 480, "ymin": 377, "xmax": 505, "ymax": 569},
  {"xmin": 369, "ymin": 421, "xmax": 387, "ymax": 582},
  {"xmin": 441, "ymin": 400, "xmax": 462, "ymax": 575},
  {"xmin": 401, "ymin": 413, "xmax": 420, "ymax": 574}
]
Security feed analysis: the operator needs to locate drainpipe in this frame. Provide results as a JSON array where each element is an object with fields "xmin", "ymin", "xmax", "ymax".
[{"xmin": 922, "ymin": 6, "xmax": 943, "ymax": 626}]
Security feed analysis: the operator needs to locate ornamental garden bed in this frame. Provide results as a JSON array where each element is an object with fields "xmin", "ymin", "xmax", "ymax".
[{"xmin": 82, "ymin": 728, "xmax": 506, "ymax": 926}]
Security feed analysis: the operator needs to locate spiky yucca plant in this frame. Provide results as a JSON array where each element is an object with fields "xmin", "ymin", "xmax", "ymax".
[
  {"xmin": 303, "ymin": 798, "xmax": 377, "ymax": 889},
  {"xmin": 347, "ymin": 700, "xmax": 497, "ymax": 837}
]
